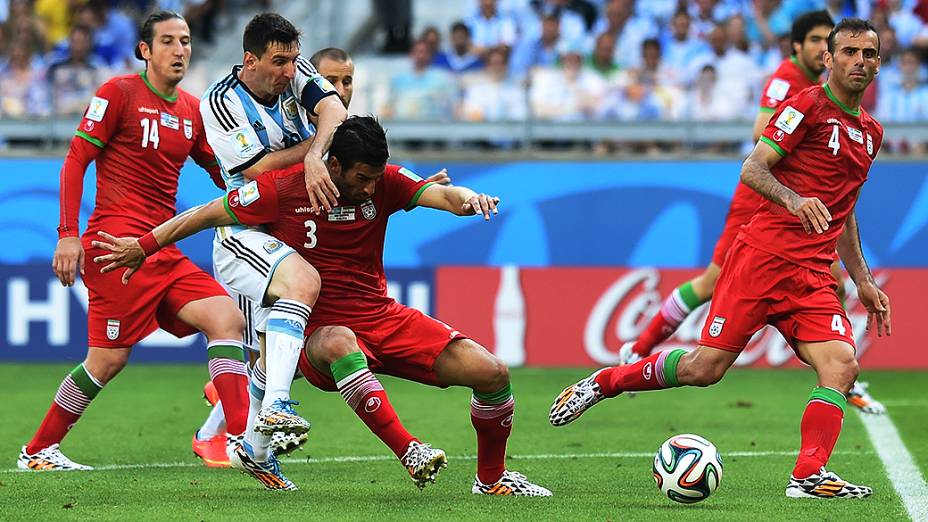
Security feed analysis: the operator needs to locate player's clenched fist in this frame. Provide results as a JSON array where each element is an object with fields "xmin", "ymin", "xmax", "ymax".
[
  {"xmin": 462, "ymin": 194, "xmax": 500, "ymax": 221},
  {"xmin": 52, "ymin": 237, "xmax": 84, "ymax": 287},
  {"xmin": 788, "ymin": 196, "xmax": 831, "ymax": 234}
]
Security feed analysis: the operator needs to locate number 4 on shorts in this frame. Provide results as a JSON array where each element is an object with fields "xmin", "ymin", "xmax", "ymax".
[{"xmin": 831, "ymin": 314, "xmax": 847, "ymax": 336}]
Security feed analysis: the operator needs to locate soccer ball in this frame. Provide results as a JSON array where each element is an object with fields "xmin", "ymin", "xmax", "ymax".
[{"xmin": 652, "ymin": 433, "xmax": 723, "ymax": 504}]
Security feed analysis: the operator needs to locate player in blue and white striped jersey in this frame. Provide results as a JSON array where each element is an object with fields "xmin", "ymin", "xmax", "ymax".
[{"xmin": 198, "ymin": 13, "xmax": 347, "ymax": 490}]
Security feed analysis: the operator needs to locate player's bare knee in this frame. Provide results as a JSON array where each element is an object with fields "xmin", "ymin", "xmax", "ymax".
[
  {"xmin": 207, "ymin": 306, "xmax": 246, "ymax": 340},
  {"xmin": 481, "ymin": 354, "xmax": 510, "ymax": 392},
  {"xmin": 84, "ymin": 350, "xmax": 130, "ymax": 384},
  {"xmin": 283, "ymin": 263, "xmax": 321, "ymax": 305},
  {"xmin": 314, "ymin": 326, "xmax": 360, "ymax": 364}
]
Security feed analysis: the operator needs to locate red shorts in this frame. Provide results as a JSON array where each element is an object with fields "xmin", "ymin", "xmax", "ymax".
[
  {"xmin": 699, "ymin": 240, "xmax": 855, "ymax": 354},
  {"xmin": 297, "ymin": 301, "xmax": 468, "ymax": 391},
  {"xmin": 711, "ymin": 183, "xmax": 763, "ymax": 267},
  {"xmin": 82, "ymin": 239, "xmax": 227, "ymax": 348}
]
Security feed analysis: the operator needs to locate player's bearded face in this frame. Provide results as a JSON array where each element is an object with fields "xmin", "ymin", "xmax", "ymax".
[
  {"xmin": 799, "ymin": 26, "xmax": 831, "ymax": 75},
  {"xmin": 254, "ymin": 42, "xmax": 300, "ymax": 97},
  {"xmin": 827, "ymin": 30, "xmax": 880, "ymax": 93},
  {"xmin": 336, "ymin": 163, "xmax": 385, "ymax": 204},
  {"xmin": 148, "ymin": 19, "xmax": 191, "ymax": 84}
]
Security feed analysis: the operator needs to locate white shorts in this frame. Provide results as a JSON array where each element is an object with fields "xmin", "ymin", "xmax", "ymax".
[{"xmin": 213, "ymin": 226, "xmax": 293, "ymax": 350}]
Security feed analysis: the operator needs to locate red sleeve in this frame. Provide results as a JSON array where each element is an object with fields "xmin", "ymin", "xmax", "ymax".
[
  {"xmin": 759, "ymin": 91, "xmax": 817, "ymax": 157},
  {"xmin": 190, "ymin": 113, "xmax": 225, "ymax": 190},
  {"xmin": 74, "ymin": 79, "xmax": 125, "ymax": 149},
  {"xmin": 383, "ymin": 164, "xmax": 432, "ymax": 214},
  {"xmin": 57, "ymin": 136, "xmax": 103, "ymax": 238},
  {"xmin": 223, "ymin": 165, "xmax": 301, "ymax": 226}
]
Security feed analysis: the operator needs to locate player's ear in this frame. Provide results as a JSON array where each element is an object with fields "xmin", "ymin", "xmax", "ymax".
[
  {"xmin": 327, "ymin": 156, "xmax": 341, "ymax": 176},
  {"xmin": 243, "ymin": 51, "xmax": 258, "ymax": 70},
  {"xmin": 137, "ymin": 41, "xmax": 152, "ymax": 62}
]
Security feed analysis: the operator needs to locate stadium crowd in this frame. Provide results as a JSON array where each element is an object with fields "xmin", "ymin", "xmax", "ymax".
[{"xmin": 2, "ymin": 0, "xmax": 928, "ymax": 148}]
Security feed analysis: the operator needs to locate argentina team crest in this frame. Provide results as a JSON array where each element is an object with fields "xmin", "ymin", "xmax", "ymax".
[
  {"xmin": 183, "ymin": 118, "xmax": 193, "ymax": 139},
  {"xmin": 361, "ymin": 200, "xmax": 376, "ymax": 220},
  {"xmin": 106, "ymin": 319, "xmax": 120, "ymax": 340},
  {"xmin": 708, "ymin": 316, "xmax": 726, "ymax": 338}
]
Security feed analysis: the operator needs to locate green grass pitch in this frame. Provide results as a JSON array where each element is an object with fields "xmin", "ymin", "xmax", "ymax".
[{"xmin": 1, "ymin": 365, "xmax": 925, "ymax": 521}]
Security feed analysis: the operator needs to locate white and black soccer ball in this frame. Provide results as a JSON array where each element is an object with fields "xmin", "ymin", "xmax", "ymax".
[{"xmin": 653, "ymin": 433, "xmax": 723, "ymax": 504}]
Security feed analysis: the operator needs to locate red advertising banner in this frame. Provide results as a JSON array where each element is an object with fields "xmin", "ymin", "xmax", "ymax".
[{"xmin": 436, "ymin": 267, "xmax": 928, "ymax": 369}]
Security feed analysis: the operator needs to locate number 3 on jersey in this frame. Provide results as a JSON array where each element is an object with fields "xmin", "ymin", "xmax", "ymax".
[
  {"xmin": 304, "ymin": 219, "xmax": 317, "ymax": 249},
  {"xmin": 140, "ymin": 118, "xmax": 160, "ymax": 149},
  {"xmin": 828, "ymin": 124, "xmax": 840, "ymax": 156},
  {"xmin": 831, "ymin": 314, "xmax": 847, "ymax": 336}
]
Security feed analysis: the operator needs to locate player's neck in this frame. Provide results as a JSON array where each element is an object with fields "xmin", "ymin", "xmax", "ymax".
[
  {"xmin": 142, "ymin": 69, "xmax": 179, "ymax": 100},
  {"xmin": 824, "ymin": 80, "xmax": 862, "ymax": 114}
]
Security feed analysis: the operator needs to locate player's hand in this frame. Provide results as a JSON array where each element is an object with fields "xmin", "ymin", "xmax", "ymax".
[
  {"xmin": 858, "ymin": 280, "xmax": 891, "ymax": 337},
  {"xmin": 426, "ymin": 168, "xmax": 451, "ymax": 185},
  {"xmin": 788, "ymin": 196, "xmax": 831, "ymax": 234},
  {"xmin": 462, "ymin": 194, "xmax": 500, "ymax": 221},
  {"xmin": 304, "ymin": 154, "xmax": 339, "ymax": 214},
  {"xmin": 52, "ymin": 236, "xmax": 84, "ymax": 287},
  {"xmin": 90, "ymin": 231, "xmax": 144, "ymax": 285}
]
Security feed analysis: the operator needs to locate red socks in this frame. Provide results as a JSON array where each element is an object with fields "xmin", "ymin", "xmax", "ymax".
[
  {"xmin": 595, "ymin": 349, "xmax": 686, "ymax": 398},
  {"xmin": 352, "ymin": 388, "xmax": 415, "ymax": 458},
  {"xmin": 471, "ymin": 390, "xmax": 515, "ymax": 485},
  {"xmin": 792, "ymin": 387, "xmax": 846, "ymax": 479}
]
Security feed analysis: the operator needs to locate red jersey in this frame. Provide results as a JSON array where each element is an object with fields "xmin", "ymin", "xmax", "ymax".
[
  {"xmin": 742, "ymin": 84, "xmax": 883, "ymax": 271},
  {"xmin": 62, "ymin": 72, "xmax": 218, "ymax": 238},
  {"xmin": 224, "ymin": 164, "xmax": 432, "ymax": 320},
  {"xmin": 729, "ymin": 57, "xmax": 824, "ymax": 220}
]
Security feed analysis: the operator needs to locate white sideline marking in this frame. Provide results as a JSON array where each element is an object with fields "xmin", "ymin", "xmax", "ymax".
[
  {"xmin": 3, "ymin": 449, "xmax": 862, "ymax": 474},
  {"xmin": 858, "ymin": 412, "xmax": 928, "ymax": 522}
]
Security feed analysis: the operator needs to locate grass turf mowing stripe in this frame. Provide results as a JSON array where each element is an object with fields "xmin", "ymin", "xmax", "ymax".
[
  {"xmin": 858, "ymin": 411, "xmax": 928, "ymax": 521},
  {"xmin": 1, "ymin": 449, "xmax": 870, "ymax": 474}
]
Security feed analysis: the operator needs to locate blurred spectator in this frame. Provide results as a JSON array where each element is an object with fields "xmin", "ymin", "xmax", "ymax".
[
  {"xmin": 887, "ymin": 0, "xmax": 925, "ymax": 48},
  {"xmin": 660, "ymin": 9, "xmax": 709, "ymax": 85},
  {"xmin": 34, "ymin": 0, "xmax": 80, "ymax": 48},
  {"xmin": 158, "ymin": 0, "xmax": 217, "ymax": 45},
  {"xmin": 74, "ymin": 0, "xmax": 137, "ymax": 70},
  {"xmin": 530, "ymin": 50, "xmax": 605, "ymax": 120},
  {"xmin": 877, "ymin": 49, "xmax": 928, "ymax": 122},
  {"xmin": 0, "ymin": 43, "xmax": 46, "ymax": 117},
  {"xmin": 467, "ymin": 0, "xmax": 518, "ymax": 57},
  {"xmin": 824, "ymin": 0, "xmax": 871, "ymax": 20},
  {"xmin": 747, "ymin": 0, "xmax": 795, "ymax": 47},
  {"xmin": 636, "ymin": 38, "xmax": 681, "ymax": 97},
  {"xmin": 458, "ymin": 47, "xmax": 526, "ymax": 121},
  {"xmin": 592, "ymin": 0, "xmax": 658, "ymax": 69},
  {"xmin": 689, "ymin": 22, "xmax": 759, "ymax": 115},
  {"xmin": 689, "ymin": 0, "xmax": 732, "ymax": 39},
  {"xmin": 433, "ymin": 21, "xmax": 484, "ymax": 73},
  {"xmin": 385, "ymin": 39, "xmax": 455, "ymax": 119},
  {"xmin": 376, "ymin": 0, "xmax": 412, "ymax": 53},
  {"xmin": 510, "ymin": 13, "xmax": 563, "ymax": 76},
  {"xmin": 3, "ymin": 0, "xmax": 47, "ymax": 58},
  {"xmin": 47, "ymin": 24, "xmax": 108, "ymax": 116},
  {"xmin": 419, "ymin": 25, "xmax": 442, "ymax": 56},
  {"xmin": 521, "ymin": 0, "xmax": 589, "ymax": 49},
  {"xmin": 588, "ymin": 31, "xmax": 619, "ymax": 80},
  {"xmin": 684, "ymin": 64, "xmax": 746, "ymax": 120}
]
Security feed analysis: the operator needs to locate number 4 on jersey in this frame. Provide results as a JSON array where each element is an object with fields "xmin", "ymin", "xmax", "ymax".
[
  {"xmin": 828, "ymin": 125, "xmax": 840, "ymax": 156},
  {"xmin": 831, "ymin": 314, "xmax": 847, "ymax": 336}
]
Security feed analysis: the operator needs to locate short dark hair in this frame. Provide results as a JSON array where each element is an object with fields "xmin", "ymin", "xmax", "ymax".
[
  {"xmin": 642, "ymin": 38, "xmax": 661, "ymax": 53},
  {"xmin": 828, "ymin": 17, "xmax": 879, "ymax": 54},
  {"xmin": 243, "ymin": 13, "xmax": 301, "ymax": 58},
  {"xmin": 309, "ymin": 47, "xmax": 351, "ymax": 68},
  {"xmin": 330, "ymin": 116, "xmax": 389, "ymax": 170},
  {"xmin": 136, "ymin": 10, "xmax": 185, "ymax": 61},
  {"xmin": 451, "ymin": 21, "xmax": 470, "ymax": 35},
  {"xmin": 791, "ymin": 10, "xmax": 834, "ymax": 49}
]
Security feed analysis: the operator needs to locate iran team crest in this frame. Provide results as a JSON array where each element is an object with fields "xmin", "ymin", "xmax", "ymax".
[
  {"xmin": 106, "ymin": 319, "xmax": 120, "ymax": 340},
  {"xmin": 183, "ymin": 119, "xmax": 193, "ymax": 139},
  {"xmin": 708, "ymin": 316, "xmax": 726, "ymax": 338},
  {"xmin": 361, "ymin": 200, "xmax": 376, "ymax": 220}
]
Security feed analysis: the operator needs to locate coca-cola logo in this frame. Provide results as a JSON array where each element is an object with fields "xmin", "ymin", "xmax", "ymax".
[{"xmin": 583, "ymin": 268, "xmax": 882, "ymax": 367}]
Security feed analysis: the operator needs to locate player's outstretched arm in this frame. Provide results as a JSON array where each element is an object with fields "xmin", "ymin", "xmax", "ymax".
[
  {"xmin": 303, "ymin": 95, "xmax": 348, "ymax": 213},
  {"xmin": 91, "ymin": 198, "xmax": 233, "ymax": 284},
  {"xmin": 741, "ymin": 141, "xmax": 832, "ymax": 234},
  {"xmin": 415, "ymin": 183, "xmax": 500, "ymax": 220},
  {"xmin": 837, "ymin": 209, "xmax": 891, "ymax": 336}
]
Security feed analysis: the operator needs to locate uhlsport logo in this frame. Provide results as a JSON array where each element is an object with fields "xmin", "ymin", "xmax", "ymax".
[
  {"xmin": 501, "ymin": 415, "xmax": 513, "ymax": 428},
  {"xmin": 643, "ymin": 361, "xmax": 652, "ymax": 380},
  {"xmin": 364, "ymin": 396, "xmax": 382, "ymax": 413}
]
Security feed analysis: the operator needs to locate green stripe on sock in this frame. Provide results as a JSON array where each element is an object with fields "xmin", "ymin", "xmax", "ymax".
[
  {"xmin": 677, "ymin": 282, "xmax": 704, "ymax": 310},
  {"xmin": 474, "ymin": 383, "xmax": 512, "ymax": 404},
  {"xmin": 69, "ymin": 364, "xmax": 102, "ymax": 399},
  {"xmin": 663, "ymin": 349, "xmax": 686, "ymax": 388},
  {"xmin": 207, "ymin": 344, "xmax": 245, "ymax": 362},
  {"xmin": 809, "ymin": 386, "xmax": 847, "ymax": 415},
  {"xmin": 330, "ymin": 352, "xmax": 368, "ymax": 383}
]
